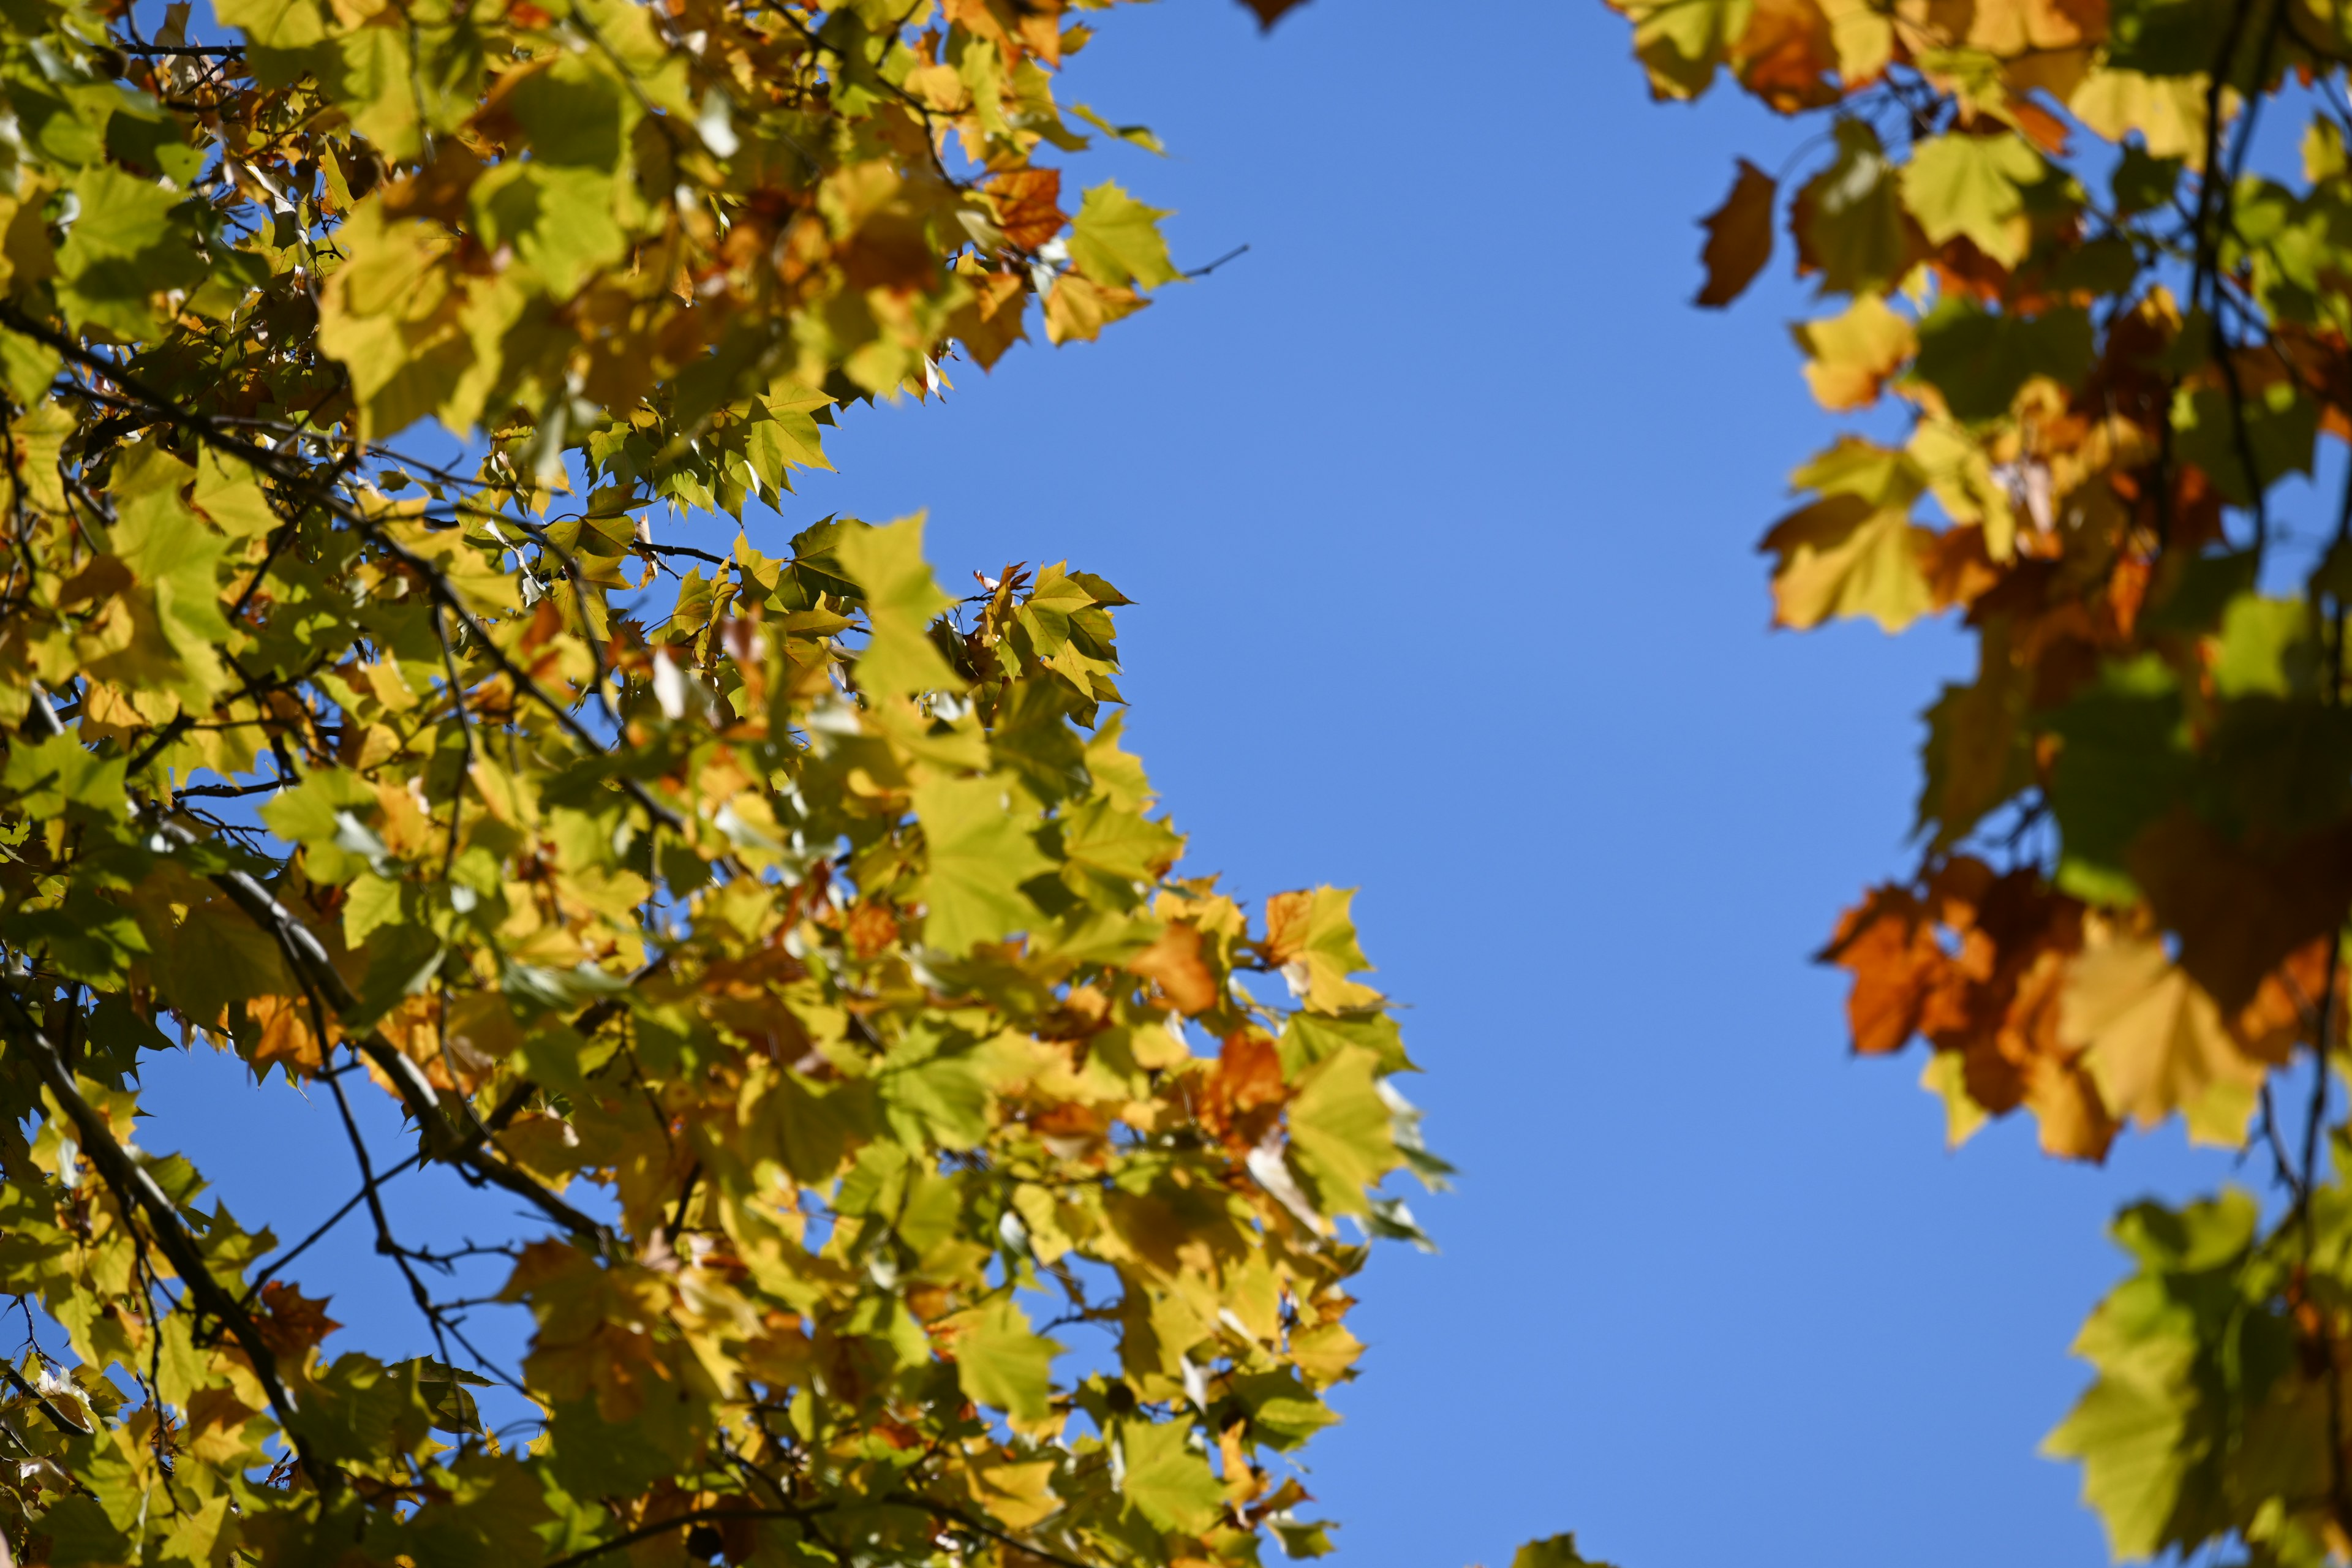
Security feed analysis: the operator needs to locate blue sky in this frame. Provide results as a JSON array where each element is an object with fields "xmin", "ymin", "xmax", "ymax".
[{"xmin": 127, "ymin": 1, "xmax": 2256, "ymax": 1563}]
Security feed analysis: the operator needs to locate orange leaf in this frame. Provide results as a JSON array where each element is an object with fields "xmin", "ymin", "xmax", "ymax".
[
  {"xmin": 989, "ymin": 168, "xmax": 1065, "ymax": 253},
  {"xmin": 1732, "ymin": 0, "xmax": 1840, "ymax": 111},
  {"xmin": 1819, "ymin": 887, "xmax": 1942, "ymax": 1055},
  {"xmin": 1129, "ymin": 920, "xmax": 1218, "ymax": 1016}
]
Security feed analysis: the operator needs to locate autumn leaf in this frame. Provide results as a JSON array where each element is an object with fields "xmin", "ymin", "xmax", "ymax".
[
  {"xmin": 1695, "ymin": 159, "xmax": 1776, "ymax": 307},
  {"xmin": 1729, "ymin": 0, "xmax": 1839, "ymax": 112},
  {"xmin": 1235, "ymin": 0, "xmax": 1311, "ymax": 29},
  {"xmin": 1792, "ymin": 294, "xmax": 1915, "ymax": 410},
  {"xmin": 0, "ymin": 7, "xmax": 1485, "ymax": 1568},
  {"xmin": 1068, "ymin": 182, "xmax": 1183, "ymax": 292},
  {"xmin": 1610, "ymin": 0, "xmax": 2352, "ymax": 1553},
  {"xmin": 989, "ymin": 167, "xmax": 1067, "ymax": 252},
  {"xmin": 1758, "ymin": 494, "xmax": 1934, "ymax": 631},
  {"xmin": 1902, "ymin": 132, "xmax": 2043, "ymax": 269},
  {"xmin": 1129, "ymin": 919, "xmax": 1219, "ymax": 1015},
  {"xmin": 1515, "ymin": 1536, "xmax": 1619, "ymax": 1568},
  {"xmin": 2063, "ymin": 927, "xmax": 2266, "ymax": 1147},
  {"xmin": 945, "ymin": 1297, "xmax": 1061, "ymax": 1425},
  {"xmin": 255, "ymin": 1282, "xmax": 342, "ymax": 1360}
]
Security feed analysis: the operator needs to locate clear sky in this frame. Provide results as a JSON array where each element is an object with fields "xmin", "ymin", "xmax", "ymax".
[{"xmin": 129, "ymin": 2, "xmax": 2249, "ymax": 1564}]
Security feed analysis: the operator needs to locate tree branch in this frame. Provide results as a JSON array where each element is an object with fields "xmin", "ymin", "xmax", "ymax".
[{"xmin": 0, "ymin": 985, "xmax": 339, "ymax": 1496}]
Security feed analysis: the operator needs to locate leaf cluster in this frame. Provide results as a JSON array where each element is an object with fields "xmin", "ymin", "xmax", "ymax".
[
  {"xmin": 1607, "ymin": 0, "xmax": 2352, "ymax": 1555},
  {"xmin": 0, "ymin": 0, "xmax": 1478, "ymax": 1566}
]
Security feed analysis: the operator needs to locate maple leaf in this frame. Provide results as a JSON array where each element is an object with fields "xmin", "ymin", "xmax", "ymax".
[
  {"xmin": 989, "ymin": 167, "xmax": 1066, "ymax": 252},
  {"xmin": 1606, "ymin": 0, "xmax": 2352, "ymax": 1551},
  {"xmin": 2062, "ymin": 927, "xmax": 2266, "ymax": 1147},
  {"xmin": 1758, "ymin": 494, "xmax": 1934, "ymax": 631},
  {"xmin": 1729, "ymin": 0, "xmax": 1839, "ymax": 112},
  {"xmin": 1902, "ymin": 132, "xmax": 2044, "ymax": 269},
  {"xmin": 255, "ymin": 1282, "xmax": 342, "ymax": 1360},
  {"xmin": 1515, "ymin": 1537, "xmax": 1619, "ymax": 1568},
  {"xmin": 1695, "ymin": 159, "xmax": 1777, "ymax": 308},
  {"xmin": 1793, "ymin": 295, "xmax": 1916, "ymax": 410},
  {"xmin": 1235, "ymin": 0, "xmax": 1312, "ymax": 29},
  {"xmin": 1128, "ymin": 919, "xmax": 1220, "ymax": 1016}
]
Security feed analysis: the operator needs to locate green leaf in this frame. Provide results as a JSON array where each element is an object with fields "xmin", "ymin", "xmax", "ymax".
[
  {"xmin": 55, "ymin": 164, "xmax": 202, "ymax": 336},
  {"xmin": 469, "ymin": 161, "xmax": 628, "ymax": 299},
  {"xmin": 1793, "ymin": 119, "xmax": 1914, "ymax": 296},
  {"xmin": 2211, "ymin": 595, "xmax": 2313, "ymax": 699},
  {"xmin": 837, "ymin": 514, "xmax": 960, "ymax": 696},
  {"xmin": 1513, "ymin": 1535, "xmax": 1618, "ymax": 1568},
  {"xmin": 37, "ymin": 1494, "xmax": 132, "ymax": 1567},
  {"xmin": 1117, "ymin": 1417, "xmax": 1223, "ymax": 1535},
  {"xmin": 2047, "ymin": 655, "xmax": 2191, "ymax": 904},
  {"xmin": 1068, "ymin": 181, "xmax": 1182, "ymax": 290},
  {"xmin": 2174, "ymin": 375, "xmax": 2319, "ymax": 507},
  {"xmin": 2, "ymin": 733, "xmax": 127, "ymax": 817},
  {"xmin": 1902, "ymin": 132, "xmax": 2043, "ymax": 267},
  {"xmin": 912, "ymin": 774, "xmax": 1052, "ymax": 952},
  {"xmin": 1286, "ymin": 1046, "xmax": 1397, "ymax": 1217},
  {"xmin": 952, "ymin": 1295, "xmax": 1060, "ymax": 1423},
  {"xmin": 2042, "ymin": 1190, "xmax": 2280, "ymax": 1562},
  {"xmin": 1057, "ymin": 792, "xmax": 1183, "ymax": 907},
  {"xmin": 214, "ymin": 0, "xmax": 325, "ymax": 52},
  {"xmin": 1912, "ymin": 301, "xmax": 2094, "ymax": 424}
]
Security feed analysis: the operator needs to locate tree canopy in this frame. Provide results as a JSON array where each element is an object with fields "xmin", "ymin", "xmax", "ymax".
[
  {"xmin": 1605, "ymin": 0, "xmax": 2352, "ymax": 1558},
  {"xmin": 0, "ymin": 1, "xmax": 1552, "ymax": 1566}
]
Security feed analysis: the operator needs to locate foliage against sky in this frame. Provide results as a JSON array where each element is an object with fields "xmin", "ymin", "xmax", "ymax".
[
  {"xmin": 1605, "ymin": 0, "xmax": 2352, "ymax": 1557},
  {"xmin": 0, "ymin": 1, "xmax": 1599, "ymax": 1566}
]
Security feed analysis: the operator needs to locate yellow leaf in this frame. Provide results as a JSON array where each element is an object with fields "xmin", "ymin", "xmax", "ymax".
[
  {"xmin": 1262, "ymin": 887, "xmax": 1380, "ymax": 1014},
  {"xmin": 2062, "ymin": 930, "xmax": 2265, "ymax": 1147},
  {"xmin": 1793, "ymin": 295, "xmax": 1917, "ymax": 410},
  {"xmin": 912, "ymin": 774, "xmax": 1052, "ymax": 952},
  {"xmin": 2068, "ymin": 70, "xmax": 2209, "ymax": 165},
  {"xmin": 1044, "ymin": 274, "xmax": 1145, "ymax": 344},
  {"xmin": 1757, "ymin": 496, "xmax": 1934, "ymax": 631}
]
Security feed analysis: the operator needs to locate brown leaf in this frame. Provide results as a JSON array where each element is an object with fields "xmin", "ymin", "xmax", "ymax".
[
  {"xmin": 1695, "ymin": 159, "xmax": 1777, "ymax": 309},
  {"xmin": 254, "ymin": 1282, "xmax": 341, "ymax": 1361},
  {"xmin": 2231, "ymin": 940, "xmax": 2337, "ymax": 1063},
  {"xmin": 2129, "ymin": 810, "xmax": 2352, "ymax": 1015},
  {"xmin": 1236, "ymin": 0, "xmax": 1311, "ymax": 29}
]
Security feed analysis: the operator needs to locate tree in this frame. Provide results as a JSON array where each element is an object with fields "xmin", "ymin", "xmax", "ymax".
[
  {"xmin": 1605, "ymin": 0, "xmax": 2352, "ymax": 1559},
  {"xmin": 0, "ymin": 1, "xmax": 1532, "ymax": 1565}
]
